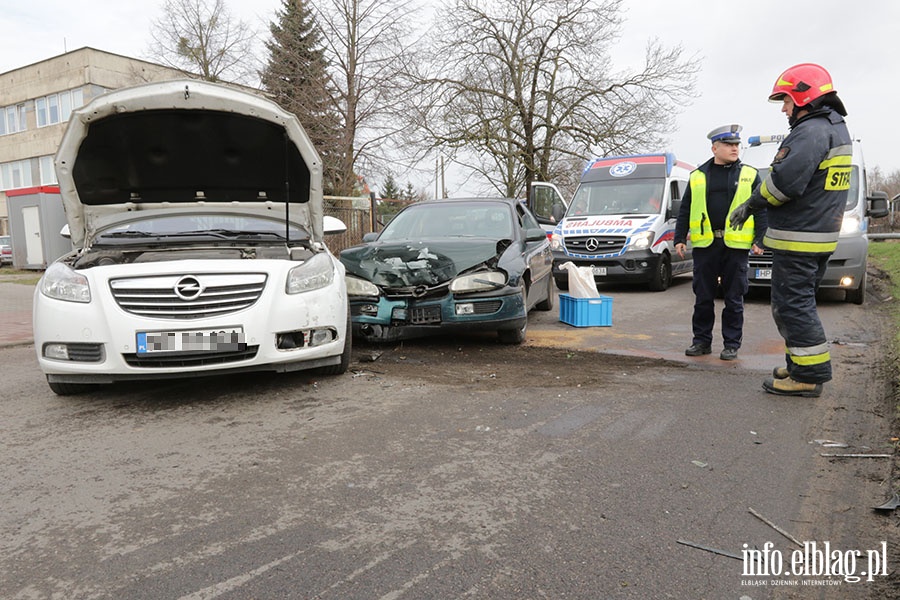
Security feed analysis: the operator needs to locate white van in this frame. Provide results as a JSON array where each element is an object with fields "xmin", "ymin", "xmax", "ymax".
[
  {"xmin": 741, "ymin": 135, "xmax": 888, "ymax": 304},
  {"xmin": 550, "ymin": 153, "xmax": 694, "ymax": 291}
]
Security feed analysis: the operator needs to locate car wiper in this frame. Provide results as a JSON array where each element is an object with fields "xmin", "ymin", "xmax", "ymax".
[{"xmin": 169, "ymin": 229, "xmax": 288, "ymax": 239}]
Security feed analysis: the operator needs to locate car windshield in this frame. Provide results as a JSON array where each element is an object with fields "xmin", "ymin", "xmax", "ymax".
[
  {"xmin": 568, "ymin": 180, "xmax": 665, "ymax": 216},
  {"xmin": 378, "ymin": 202, "xmax": 514, "ymax": 241},
  {"xmin": 94, "ymin": 214, "xmax": 310, "ymax": 243},
  {"xmin": 0, "ymin": 236, "xmax": 10, "ymax": 245}
]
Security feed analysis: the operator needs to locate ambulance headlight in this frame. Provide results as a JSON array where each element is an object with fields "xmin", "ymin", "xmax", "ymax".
[
  {"xmin": 550, "ymin": 233, "xmax": 564, "ymax": 251},
  {"xmin": 629, "ymin": 231, "xmax": 654, "ymax": 250},
  {"xmin": 840, "ymin": 215, "xmax": 860, "ymax": 235}
]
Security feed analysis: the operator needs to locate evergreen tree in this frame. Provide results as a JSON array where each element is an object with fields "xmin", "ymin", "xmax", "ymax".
[
  {"xmin": 380, "ymin": 173, "xmax": 402, "ymax": 200},
  {"xmin": 261, "ymin": 0, "xmax": 342, "ymax": 194}
]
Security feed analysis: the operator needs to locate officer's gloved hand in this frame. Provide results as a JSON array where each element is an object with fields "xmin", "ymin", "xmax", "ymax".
[{"xmin": 729, "ymin": 201, "xmax": 752, "ymax": 230}]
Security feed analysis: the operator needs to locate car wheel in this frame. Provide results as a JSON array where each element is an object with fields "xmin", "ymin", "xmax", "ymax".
[
  {"xmin": 845, "ymin": 270, "xmax": 866, "ymax": 305},
  {"xmin": 554, "ymin": 276, "xmax": 569, "ymax": 291},
  {"xmin": 318, "ymin": 309, "xmax": 352, "ymax": 375},
  {"xmin": 648, "ymin": 253, "xmax": 672, "ymax": 291},
  {"xmin": 47, "ymin": 378, "xmax": 97, "ymax": 396},
  {"xmin": 498, "ymin": 284, "xmax": 528, "ymax": 344},
  {"xmin": 535, "ymin": 274, "xmax": 555, "ymax": 311}
]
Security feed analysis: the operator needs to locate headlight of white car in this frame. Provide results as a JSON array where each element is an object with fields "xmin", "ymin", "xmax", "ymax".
[
  {"xmin": 40, "ymin": 262, "xmax": 91, "ymax": 303},
  {"xmin": 629, "ymin": 231, "xmax": 654, "ymax": 250},
  {"xmin": 840, "ymin": 215, "xmax": 860, "ymax": 235},
  {"xmin": 449, "ymin": 271, "xmax": 507, "ymax": 293},
  {"xmin": 345, "ymin": 275, "xmax": 380, "ymax": 297},
  {"xmin": 286, "ymin": 253, "xmax": 335, "ymax": 294}
]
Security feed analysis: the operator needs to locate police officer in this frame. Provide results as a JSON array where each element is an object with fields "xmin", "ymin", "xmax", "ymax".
[
  {"xmin": 730, "ymin": 64, "xmax": 851, "ymax": 397},
  {"xmin": 675, "ymin": 124, "xmax": 765, "ymax": 361}
]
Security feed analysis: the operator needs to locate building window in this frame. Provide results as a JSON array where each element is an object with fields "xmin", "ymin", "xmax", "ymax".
[
  {"xmin": 1, "ymin": 104, "xmax": 26, "ymax": 136},
  {"xmin": 40, "ymin": 156, "xmax": 58, "ymax": 185},
  {"xmin": 35, "ymin": 88, "xmax": 84, "ymax": 128},
  {"xmin": 0, "ymin": 159, "xmax": 34, "ymax": 191}
]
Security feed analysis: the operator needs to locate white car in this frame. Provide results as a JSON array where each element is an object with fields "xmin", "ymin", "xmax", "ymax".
[{"xmin": 33, "ymin": 79, "xmax": 351, "ymax": 395}]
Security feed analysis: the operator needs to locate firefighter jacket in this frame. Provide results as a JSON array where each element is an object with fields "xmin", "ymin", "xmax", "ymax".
[
  {"xmin": 674, "ymin": 159, "xmax": 764, "ymax": 250},
  {"xmin": 747, "ymin": 107, "xmax": 852, "ymax": 254}
]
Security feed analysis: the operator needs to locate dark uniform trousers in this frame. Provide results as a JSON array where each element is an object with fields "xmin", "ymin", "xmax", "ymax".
[
  {"xmin": 771, "ymin": 250, "xmax": 832, "ymax": 383},
  {"xmin": 690, "ymin": 237, "xmax": 749, "ymax": 348}
]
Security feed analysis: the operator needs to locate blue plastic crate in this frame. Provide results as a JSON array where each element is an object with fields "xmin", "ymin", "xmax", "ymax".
[{"xmin": 559, "ymin": 293, "xmax": 612, "ymax": 327}]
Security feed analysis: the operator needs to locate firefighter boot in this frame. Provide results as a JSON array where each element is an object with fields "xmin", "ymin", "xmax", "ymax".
[
  {"xmin": 762, "ymin": 377, "xmax": 822, "ymax": 398},
  {"xmin": 772, "ymin": 367, "xmax": 790, "ymax": 379}
]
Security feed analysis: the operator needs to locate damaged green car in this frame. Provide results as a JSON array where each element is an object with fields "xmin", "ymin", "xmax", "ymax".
[{"xmin": 339, "ymin": 197, "xmax": 555, "ymax": 344}]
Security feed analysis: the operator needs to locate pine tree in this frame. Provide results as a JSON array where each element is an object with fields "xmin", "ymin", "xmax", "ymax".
[{"xmin": 261, "ymin": 0, "xmax": 342, "ymax": 194}]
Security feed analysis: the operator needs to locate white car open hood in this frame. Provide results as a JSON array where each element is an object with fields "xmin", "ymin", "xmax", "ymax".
[{"xmin": 55, "ymin": 79, "xmax": 325, "ymax": 248}]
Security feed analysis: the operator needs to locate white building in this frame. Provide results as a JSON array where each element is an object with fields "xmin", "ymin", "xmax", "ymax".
[{"xmin": 0, "ymin": 47, "xmax": 184, "ymax": 236}]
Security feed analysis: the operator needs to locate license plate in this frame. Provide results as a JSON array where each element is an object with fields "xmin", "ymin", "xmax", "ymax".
[
  {"xmin": 591, "ymin": 266, "xmax": 607, "ymax": 276},
  {"xmin": 755, "ymin": 268, "xmax": 772, "ymax": 280},
  {"xmin": 136, "ymin": 327, "xmax": 245, "ymax": 355}
]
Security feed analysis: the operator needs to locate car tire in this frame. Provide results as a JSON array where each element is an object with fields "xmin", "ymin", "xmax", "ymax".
[
  {"xmin": 47, "ymin": 378, "xmax": 97, "ymax": 396},
  {"xmin": 845, "ymin": 270, "xmax": 866, "ymax": 305},
  {"xmin": 554, "ymin": 276, "xmax": 569, "ymax": 291},
  {"xmin": 648, "ymin": 253, "xmax": 672, "ymax": 292},
  {"xmin": 498, "ymin": 284, "xmax": 528, "ymax": 344},
  {"xmin": 317, "ymin": 309, "xmax": 352, "ymax": 375},
  {"xmin": 535, "ymin": 274, "xmax": 555, "ymax": 311}
]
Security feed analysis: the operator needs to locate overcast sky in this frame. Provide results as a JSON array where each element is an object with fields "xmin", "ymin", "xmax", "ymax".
[{"xmin": 2, "ymin": 0, "xmax": 897, "ymax": 194}]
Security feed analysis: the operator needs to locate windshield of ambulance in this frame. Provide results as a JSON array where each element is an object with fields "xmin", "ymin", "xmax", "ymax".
[
  {"xmin": 567, "ymin": 180, "xmax": 665, "ymax": 217},
  {"xmin": 756, "ymin": 165, "xmax": 860, "ymax": 211}
]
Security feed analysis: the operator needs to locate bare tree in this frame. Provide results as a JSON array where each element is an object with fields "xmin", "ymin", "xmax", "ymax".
[
  {"xmin": 147, "ymin": 0, "xmax": 258, "ymax": 84},
  {"xmin": 407, "ymin": 0, "xmax": 700, "ymax": 198},
  {"xmin": 312, "ymin": 0, "xmax": 420, "ymax": 195}
]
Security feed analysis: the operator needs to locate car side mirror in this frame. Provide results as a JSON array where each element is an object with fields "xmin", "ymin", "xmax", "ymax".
[
  {"xmin": 323, "ymin": 215, "xmax": 347, "ymax": 235},
  {"xmin": 525, "ymin": 227, "xmax": 547, "ymax": 242},
  {"xmin": 60, "ymin": 224, "xmax": 71, "ymax": 239},
  {"xmin": 867, "ymin": 191, "xmax": 889, "ymax": 219},
  {"xmin": 362, "ymin": 232, "xmax": 379, "ymax": 242}
]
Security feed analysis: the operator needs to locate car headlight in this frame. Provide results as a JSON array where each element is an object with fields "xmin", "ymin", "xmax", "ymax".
[
  {"xmin": 286, "ymin": 253, "xmax": 335, "ymax": 294},
  {"xmin": 345, "ymin": 275, "xmax": 380, "ymax": 297},
  {"xmin": 629, "ymin": 231, "xmax": 654, "ymax": 250},
  {"xmin": 550, "ymin": 233, "xmax": 563, "ymax": 251},
  {"xmin": 840, "ymin": 215, "xmax": 860, "ymax": 235},
  {"xmin": 40, "ymin": 262, "xmax": 91, "ymax": 303},
  {"xmin": 449, "ymin": 271, "xmax": 507, "ymax": 293}
]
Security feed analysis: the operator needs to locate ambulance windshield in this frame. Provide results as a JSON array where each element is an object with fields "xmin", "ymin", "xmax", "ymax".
[{"xmin": 567, "ymin": 180, "xmax": 665, "ymax": 217}]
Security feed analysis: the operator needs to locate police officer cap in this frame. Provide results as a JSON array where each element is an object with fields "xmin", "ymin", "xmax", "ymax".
[{"xmin": 707, "ymin": 124, "xmax": 742, "ymax": 144}]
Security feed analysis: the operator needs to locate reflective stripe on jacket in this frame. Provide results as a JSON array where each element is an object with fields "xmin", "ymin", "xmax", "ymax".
[
  {"xmin": 688, "ymin": 165, "xmax": 757, "ymax": 249},
  {"xmin": 749, "ymin": 108, "xmax": 852, "ymax": 254}
]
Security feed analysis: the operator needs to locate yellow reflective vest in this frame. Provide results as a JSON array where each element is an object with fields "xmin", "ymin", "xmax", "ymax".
[{"xmin": 688, "ymin": 165, "xmax": 757, "ymax": 249}]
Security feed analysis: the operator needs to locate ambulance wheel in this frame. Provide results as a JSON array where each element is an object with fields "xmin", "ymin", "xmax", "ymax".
[
  {"xmin": 845, "ymin": 271, "xmax": 866, "ymax": 305},
  {"xmin": 648, "ymin": 253, "xmax": 672, "ymax": 291}
]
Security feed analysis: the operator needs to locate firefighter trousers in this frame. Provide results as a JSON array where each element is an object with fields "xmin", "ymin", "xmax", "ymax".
[
  {"xmin": 690, "ymin": 240, "xmax": 748, "ymax": 348},
  {"xmin": 770, "ymin": 251, "xmax": 832, "ymax": 384}
]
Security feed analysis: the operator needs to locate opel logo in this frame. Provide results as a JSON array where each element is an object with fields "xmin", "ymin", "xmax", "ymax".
[
  {"xmin": 412, "ymin": 285, "xmax": 428, "ymax": 298},
  {"xmin": 585, "ymin": 238, "xmax": 601, "ymax": 252},
  {"xmin": 174, "ymin": 276, "xmax": 203, "ymax": 301}
]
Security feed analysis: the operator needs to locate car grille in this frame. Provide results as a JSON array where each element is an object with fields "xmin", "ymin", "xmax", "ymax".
[
  {"xmin": 409, "ymin": 305, "xmax": 442, "ymax": 324},
  {"xmin": 66, "ymin": 343, "xmax": 104, "ymax": 362},
  {"xmin": 123, "ymin": 346, "xmax": 259, "ymax": 368},
  {"xmin": 564, "ymin": 235, "xmax": 626, "ymax": 255},
  {"xmin": 472, "ymin": 300, "xmax": 502, "ymax": 314},
  {"xmin": 110, "ymin": 274, "xmax": 267, "ymax": 319}
]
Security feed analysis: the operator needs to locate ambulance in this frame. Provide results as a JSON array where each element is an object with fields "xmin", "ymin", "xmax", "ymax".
[
  {"xmin": 741, "ymin": 135, "xmax": 889, "ymax": 304},
  {"xmin": 550, "ymin": 153, "xmax": 695, "ymax": 291}
]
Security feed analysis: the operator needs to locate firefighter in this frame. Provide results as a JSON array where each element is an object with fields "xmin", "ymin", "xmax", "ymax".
[
  {"xmin": 730, "ymin": 63, "xmax": 851, "ymax": 397},
  {"xmin": 675, "ymin": 124, "xmax": 765, "ymax": 361}
]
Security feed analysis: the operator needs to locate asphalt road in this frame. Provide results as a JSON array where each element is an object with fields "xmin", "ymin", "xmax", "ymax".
[{"xmin": 1, "ymin": 274, "xmax": 897, "ymax": 599}]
